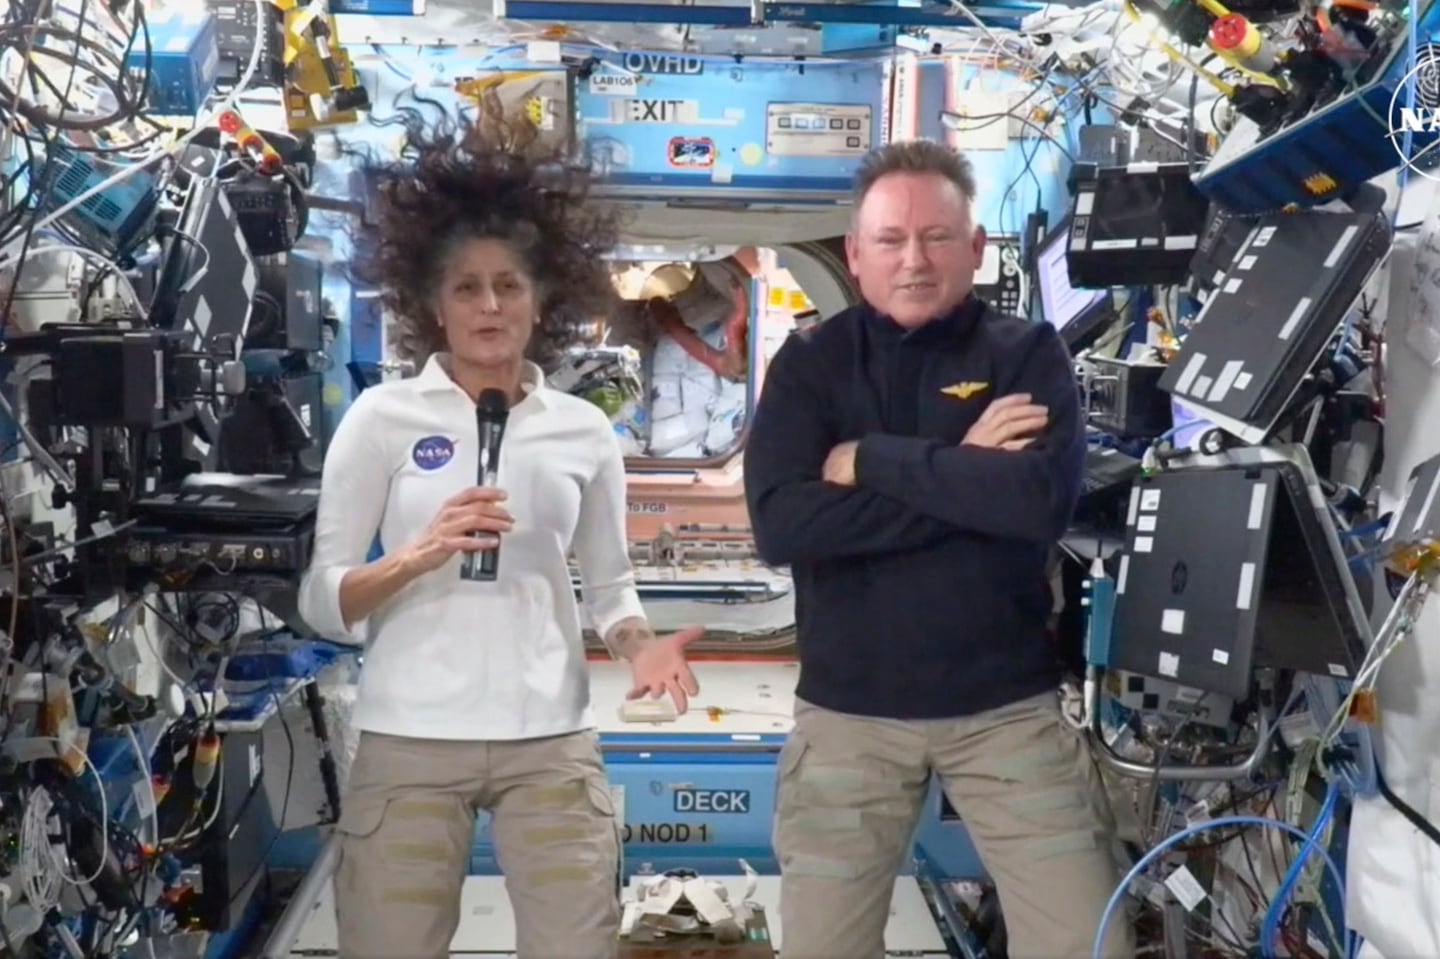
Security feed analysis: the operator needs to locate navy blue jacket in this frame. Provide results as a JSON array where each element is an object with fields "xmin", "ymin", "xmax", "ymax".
[{"xmin": 743, "ymin": 295, "xmax": 1085, "ymax": 719}]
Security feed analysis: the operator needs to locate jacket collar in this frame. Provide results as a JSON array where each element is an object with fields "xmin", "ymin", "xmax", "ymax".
[
  {"xmin": 862, "ymin": 293, "xmax": 987, "ymax": 347},
  {"xmin": 413, "ymin": 352, "xmax": 552, "ymax": 410}
]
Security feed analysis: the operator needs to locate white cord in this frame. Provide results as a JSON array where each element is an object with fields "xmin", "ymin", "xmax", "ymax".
[
  {"xmin": 128, "ymin": 598, "xmax": 194, "ymax": 696},
  {"xmin": 22, "ymin": 242, "xmax": 146, "ymax": 316},
  {"xmin": 16, "ymin": 737, "xmax": 111, "ymax": 903},
  {"xmin": 20, "ymin": 788, "xmax": 62, "ymax": 910},
  {"xmin": 0, "ymin": 0, "xmax": 268, "ymax": 262},
  {"xmin": 124, "ymin": 724, "xmax": 158, "ymax": 850},
  {"xmin": 166, "ymin": 765, "xmax": 225, "ymax": 847},
  {"xmin": 1318, "ymin": 572, "xmax": 1429, "ymax": 753}
]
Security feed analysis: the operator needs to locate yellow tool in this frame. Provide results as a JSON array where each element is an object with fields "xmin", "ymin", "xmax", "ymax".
[{"xmin": 271, "ymin": 0, "xmax": 370, "ymax": 132}]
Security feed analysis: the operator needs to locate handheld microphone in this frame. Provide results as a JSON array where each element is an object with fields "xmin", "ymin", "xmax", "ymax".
[{"xmin": 459, "ymin": 388, "xmax": 510, "ymax": 582}]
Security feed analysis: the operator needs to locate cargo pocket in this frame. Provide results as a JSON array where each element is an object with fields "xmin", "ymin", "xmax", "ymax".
[
  {"xmin": 579, "ymin": 775, "xmax": 612, "ymax": 819},
  {"xmin": 574, "ymin": 775, "xmax": 620, "ymax": 898},
  {"xmin": 337, "ymin": 791, "xmax": 389, "ymax": 840},
  {"xmin": 332, "ymin": 792, "xmax": 390, "ymax": 937},
  {"xmin": 772, "ymin": 730, "xmax": 809, "ymax": 850},
  {"xmin": 586, "ymin": 777, "xmax": 621, "ymax": 846},
  {"xmin": 778, "ymin": 729, "xmax": 810, "ymax": 786}
]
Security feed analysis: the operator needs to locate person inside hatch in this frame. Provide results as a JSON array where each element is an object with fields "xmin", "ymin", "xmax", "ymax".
[
  {"xmin": 579, "ymin": 258, "xmax": 752, "ymax": 459},
  {"xmin": 638, "ymin": 261, "xmax": 750, "ymax": 383}
]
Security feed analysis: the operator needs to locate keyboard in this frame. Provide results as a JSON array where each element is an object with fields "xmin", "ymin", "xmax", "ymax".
[{"xmin": 1081, "ymin": 447, "xmax": 1142, "ymax": 495}]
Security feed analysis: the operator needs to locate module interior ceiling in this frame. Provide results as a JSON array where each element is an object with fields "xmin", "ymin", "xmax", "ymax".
[
  {"xmin": 333, "ymin": 0, "xmax": 1093, "ymax": 54},
  {"xmin": 335, "ymin": 0, "xmax": 692, "ymax": 51}
]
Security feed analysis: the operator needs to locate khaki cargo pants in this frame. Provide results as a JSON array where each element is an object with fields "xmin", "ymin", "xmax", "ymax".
[
  {"xmin": 775, "ymin": 692, "xmax": 1134, "ymax": 959},
  {"xmin": 334, "ymin": 729, "xmax": 621, "ymax": 959}
]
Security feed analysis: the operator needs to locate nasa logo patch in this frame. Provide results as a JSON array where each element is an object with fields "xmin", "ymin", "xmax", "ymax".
[{"xmin": 411, "ymin": 435, "xmax": 456, "ymax": 471}]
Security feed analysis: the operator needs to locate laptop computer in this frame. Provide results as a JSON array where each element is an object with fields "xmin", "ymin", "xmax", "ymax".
[{"xmin": 132, "ymin": 473, "xmax": 320, "ymax": 530}]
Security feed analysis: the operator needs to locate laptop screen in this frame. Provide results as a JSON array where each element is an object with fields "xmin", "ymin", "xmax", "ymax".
[{"xmin": 1037, "ymin": 223, "xmax": 1108, "ymax": 336}]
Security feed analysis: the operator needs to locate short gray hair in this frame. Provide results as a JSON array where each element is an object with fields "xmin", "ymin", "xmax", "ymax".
[{"xmin": 852, "ymin": 140, "xmax": 977, "ymax": 208}]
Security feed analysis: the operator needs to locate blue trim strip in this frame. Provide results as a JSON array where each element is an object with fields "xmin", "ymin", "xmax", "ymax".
[
  {"xmin": 503, "ymin": 0, "xmax": 1043, "ymax": 28},
  {"xmin": 602, "ymin": 732, "xmax": 787, "ymax": 750},
  {"xmin": 597, "ymin": 172, "xmax": 855, "ymax": 192}
]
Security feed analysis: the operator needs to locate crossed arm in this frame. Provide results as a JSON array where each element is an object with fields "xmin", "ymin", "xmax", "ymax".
[{"xmin": 744, "ymin": 327, "xmax": 1084, "ymax": 566}]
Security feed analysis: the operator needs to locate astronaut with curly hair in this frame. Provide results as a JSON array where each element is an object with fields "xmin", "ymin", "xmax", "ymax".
[{"xmin": 296, "ymin": 107, "xmax": 703, "ymax": 959}]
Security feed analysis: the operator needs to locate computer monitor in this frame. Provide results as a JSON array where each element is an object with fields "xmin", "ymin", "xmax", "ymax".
[
  {"xmin": 1034, "ymin": 217, "xmax": 1115, "ymax": 351},
  {"xmin": 1109, "ymin": 446, "xmax": 1371, "ymax": 698}
]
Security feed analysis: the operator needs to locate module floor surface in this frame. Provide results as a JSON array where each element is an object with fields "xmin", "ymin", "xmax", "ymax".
[{"xmin": 285, "ymin": 874, "xmax": 950, "ymax": 955}]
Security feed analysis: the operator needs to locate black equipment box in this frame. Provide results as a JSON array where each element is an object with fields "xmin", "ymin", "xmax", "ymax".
[
  {"xmin": 127, "ymin": 473, "xmax": 318, "ymax": 587},
  {"xmin": 125, "ymin": 525, "xmax": 313, "ymax": 578},
  {"xmin": 1086, "ymin": 357, "xmax": 1173, "ymax": 438},
  {"xmin": 1065, "ymin": 163, "xmax": 1211, "ymax": 287}
]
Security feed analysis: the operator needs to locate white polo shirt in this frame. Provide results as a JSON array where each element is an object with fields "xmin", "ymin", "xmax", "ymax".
[{"xmin": 297, "ymin": 353, "xmax": 645, "ymax": 741}]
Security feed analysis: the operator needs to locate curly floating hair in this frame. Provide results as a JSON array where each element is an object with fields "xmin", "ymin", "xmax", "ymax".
[{"xmin": 349, "ymin": 92, "xmax": 622, "ymax": 369}]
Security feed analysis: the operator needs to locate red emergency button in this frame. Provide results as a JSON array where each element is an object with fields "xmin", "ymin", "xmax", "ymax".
[{"xmin": 1210, "ymin": 14, "xmax": 1251, "ymax": 50}]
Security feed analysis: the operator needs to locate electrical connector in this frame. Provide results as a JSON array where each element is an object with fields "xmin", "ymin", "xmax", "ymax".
[
  {"xmin": 192, "ymin": 729, "xmax": 220, "ymax": 791},
  {"xmin": 1350, "ymin": 688, "xmax": 1378, "ymax": 725}
]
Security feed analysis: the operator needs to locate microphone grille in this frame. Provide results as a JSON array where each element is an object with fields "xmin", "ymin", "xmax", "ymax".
[{"xmin": 477, "ymin": 389, "xmax": 509, "ymax": 416}]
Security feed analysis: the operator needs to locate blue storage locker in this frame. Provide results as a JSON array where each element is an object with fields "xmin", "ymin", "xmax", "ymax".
[
  {"xmin": 469, "ymin": 730, "xmax": 990, "ymax": 882},
  {"xmin": 471, "ymin": 732, "xmax": 786, "ymax": 876}
]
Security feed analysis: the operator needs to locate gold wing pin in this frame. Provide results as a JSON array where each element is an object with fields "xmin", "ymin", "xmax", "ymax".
[{"xmin": 940, "ymin": 382, "xmax": 989, "ymax": 400}]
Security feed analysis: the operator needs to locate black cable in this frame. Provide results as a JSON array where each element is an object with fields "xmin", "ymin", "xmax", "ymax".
[
  {"xmin": 0, "ymin": 17, "xmax": 55, "ymax": 328},
  {"xmin": 0, "ymin": 0, "xmax": 104, "ymax": 342},
  {"xmin": 995, "ymin": 115, "xmax": 1046, "ymax": 240},
  {"xmin": 1376, "ymin": 765, "xmax": 1440, "ymax": 847},
  {"xmin": 1139, "ymin": 693, "xmax": 1212, "ymax": 847},
  {"xmin": 1186, "ymin": 70, "xmax": 1200, "ymax": 171},
  {"xmin": 0, "ymin": 22, "xmax": 139, "ymax": 130},
  {"xmin": 67, "ymin": 0, "xmax": 161, "ymax": 156}
]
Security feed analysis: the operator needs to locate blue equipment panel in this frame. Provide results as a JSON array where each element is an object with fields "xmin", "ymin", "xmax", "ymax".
[
  {"xmin": 347, "ymin": 284, "xmax": 385, "ymax": 368},
  {"xmin": 43, "ymin": 146, "xmax": 158, "ymax": 254},
  {"xmin": 329, "ymin": 0, "xmax": 425, "ymax": 12},
  {"xmin": 1194, "ymin": 0, "xmax": 1440, "ymax": 214},
  {"xmin": 470, "ymin": 733, "xmax": 786, "ymax": 875},
  {"xmin": 577, "ymin": 57, "xmax": 884, "ymax": 199},
  {"xmin": 125, "ymin": 7, "xmax": 220, "ymax": 115}
]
